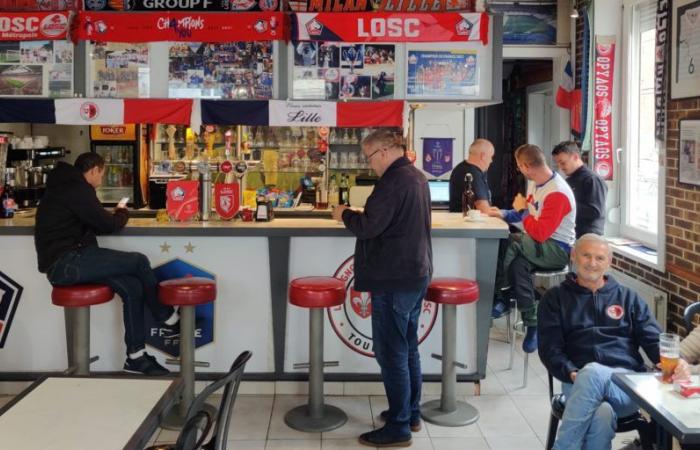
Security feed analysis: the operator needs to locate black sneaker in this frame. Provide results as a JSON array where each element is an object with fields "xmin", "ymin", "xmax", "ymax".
[
  {"xmin": 124, "ymin": 353, "xmax": 170, "ymax": 376},
  {"xmin": 359, "ymin": 427, "xmax": 412, "ymax": 448},
  {"xmin": 379, "ymin": 410, "xmax": 421, "ymax": 432}
]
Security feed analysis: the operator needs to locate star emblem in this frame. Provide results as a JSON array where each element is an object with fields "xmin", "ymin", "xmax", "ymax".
[
  {"xmin": 160, "ymin": 242, "xmax": 171, "ymax": 253},
  {"xmin": 184, "ymin": 242, "xmax": 195, "ymax": 253}
]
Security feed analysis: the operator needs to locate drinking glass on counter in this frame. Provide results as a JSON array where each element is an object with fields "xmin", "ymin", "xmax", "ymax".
[{"xmin": 659, "ymin": 332, "xmax": 680, "ymax": 383}]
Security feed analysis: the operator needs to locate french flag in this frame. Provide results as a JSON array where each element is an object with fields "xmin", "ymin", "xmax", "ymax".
[{"xmin": 556, "ymin": 60, "xmax": 574, "ymax": 109}]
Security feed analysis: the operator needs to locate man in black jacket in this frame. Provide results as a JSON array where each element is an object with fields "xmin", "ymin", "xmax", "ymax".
[
  {"xmin": 332, "ymin": 130, "xmax": 432, "ymax": 448},
  {"xmin": 448, "ymin": 138, "xmax": 495, "ymax": 213},
  {"xmin": 538, "ymin": 234, "xmax": 689, "ymax": 449},
  {"xmin": 552, "ymin": 141, "xmax": 608, "ymax": 237},
  {"xmin": 35, "ymin": 153, "xmax": 177, "ymax": 376}
]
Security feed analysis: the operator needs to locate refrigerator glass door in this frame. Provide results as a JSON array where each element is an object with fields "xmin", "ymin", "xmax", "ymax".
[{"xmin": 94, "ymin": 144, "xmax": 134, "ymax": 204}]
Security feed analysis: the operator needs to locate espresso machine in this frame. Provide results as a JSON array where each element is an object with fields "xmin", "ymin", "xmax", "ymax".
[{"xmin": 6, "ymin": 145, "xmax": 67, "ymax": 208}]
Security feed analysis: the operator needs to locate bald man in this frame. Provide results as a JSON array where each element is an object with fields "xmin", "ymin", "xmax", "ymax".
[{"xmin": 448, "ymin": 139, "xmax": 495, "ymax": 213}]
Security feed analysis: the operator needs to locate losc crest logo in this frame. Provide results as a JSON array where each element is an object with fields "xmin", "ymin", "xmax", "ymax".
[
  {"xmin": 328, "ymin": 256, "xmax": 438, "ymax": 357},
  {"xmin": 79, "ymin": 102, "xmax": 100, "ymax": 121},
  {"xmin": 306, "ymin": 18, "xmax": 323, "ymax": 36},
  {"xmin": 0, "ymin": 271, "xmax": 23, "ymax": 348}
]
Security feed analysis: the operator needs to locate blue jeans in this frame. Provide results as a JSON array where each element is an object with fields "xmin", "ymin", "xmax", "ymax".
[
  {"xmin": 371, "ymin": 281, "xmax": 428, "ymax": 436},
  {"xmin": 47, "ymin": 246, "xmax": 174, "ymax": 355},
  {"xmin": 554, "ymin": 362, "xmax": 640, "ymax": 450}
]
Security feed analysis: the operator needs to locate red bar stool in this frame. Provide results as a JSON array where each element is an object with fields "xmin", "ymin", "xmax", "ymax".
[
  {"xmin": 285, "ymin": 276, "xmax": 348, "ymax": 432},
  {"xmin": 158, "ymin": 276, "xmax": 216, "ymax": 429},
  {"xmin": 421, "ymin": 277, "xmax": 480, "ymax": 427},
  {"xmin": 52, "ymin": 284, "xmax": 114, "ymax": 376}
]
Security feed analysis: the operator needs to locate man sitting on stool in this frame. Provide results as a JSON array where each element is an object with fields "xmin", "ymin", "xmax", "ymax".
[
  {"xmin": 34, "ymin": 153, "xmax": 178, "ymax": 376},
  {"xmin": 488, "ymin": 144, "xmax": 576, "ymax": 353},
  {"xmin": 448, "ymin": 138, "xmax": 496, "ymax": 213},
  {"xmin": 539, "ymin": 234, "xmax": 690, "ymax": 450}
]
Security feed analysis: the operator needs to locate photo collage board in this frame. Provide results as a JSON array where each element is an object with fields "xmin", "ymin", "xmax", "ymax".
[
  {"xmin": 168, "ymin": 42, "xmax": 274, "ymax": 99},
  {"xmin": 91, "ymin": 43, "xmax": 150, "ymax": 98},
  {"xmin": 292, "ymin": 41, "xmax": 396, "ymax": 100},
  {"xmin": 0, "ymin": 40, "xmax": 73, "ymax": 97}
]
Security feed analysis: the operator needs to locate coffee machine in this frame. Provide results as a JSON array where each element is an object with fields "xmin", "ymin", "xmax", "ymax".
[{"xmin": 6, "ymin": 145, "xmax": 66, "ymax": 208}]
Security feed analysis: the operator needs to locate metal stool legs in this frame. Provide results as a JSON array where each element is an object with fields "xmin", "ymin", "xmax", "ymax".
[
  {"xmin": 507, "ymin": 301, "xmax": 529, "ymax": 388},
  {"xmin": 285, "ymin": 308, "xmax": 347, "ymax": 432},
  {"xmin": 63, "ymin": 307, "xmax": 90, "ymax": 376},
  {"xmin": 421, "ymin": 304, "xmax": 479, "ymax": 427}
]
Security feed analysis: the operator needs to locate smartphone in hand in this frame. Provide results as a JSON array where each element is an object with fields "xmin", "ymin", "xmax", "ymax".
[{"xmin": 117, "ymin": 197, "xmax": 129, "ymax": 209}]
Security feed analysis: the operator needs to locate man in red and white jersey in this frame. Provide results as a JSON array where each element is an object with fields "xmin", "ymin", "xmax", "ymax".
[{"xmin": 488, "ymin": 144, "xmax": 576, "ymax": 353}]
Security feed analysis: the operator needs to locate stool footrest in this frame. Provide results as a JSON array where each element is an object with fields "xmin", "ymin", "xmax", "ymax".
[
  {"xmin": 293, "ymin": 361, "xmax": 340, "ymax": 370},
  {"xmin": 430, "ymin": 353, "xmax": 468, "ymax": 369},
  {"xmin": 165, "ymin": 358, "xmax": 210, "ymax": 368}
]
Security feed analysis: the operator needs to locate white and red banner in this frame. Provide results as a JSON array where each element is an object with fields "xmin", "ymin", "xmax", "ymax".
[
  {"xmin": 269, "ymin": 100, "xmax": 337, "ymax": 127},
  {"xmin": 292, "ymin": 12, "xmax": 488, "ymax": 43},
  {"xmin": 73, "ymin": 11, "xmax": 286, "ymax": 42},
  {"xmin": 53, "ymin": 98, "xmax": 193, "ymax": 125},
  {"xmin": 593, "ymin": 36, "xmax": 615, "ymax": 181},
  {"xmin": 214, "ymin": 183, "xmax": 240, "ymax": 220},
  {"xmin": 0, "ymin": 11, "xmax": 70, "ymax": 41}
]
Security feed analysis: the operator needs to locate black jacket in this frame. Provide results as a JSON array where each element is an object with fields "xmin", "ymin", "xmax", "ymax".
[
  {"xmin": 448, "ymin": 161, "xmax": 491, "ymax": 213},
  {"xmin": 567, "ymin": 165, "xmax": 607, "ymax": 237},
  {"xmin": 34, "ymin": 162, "xmax": 128, "ymax": 273},
  {"xmin": 538, "ymin": 274, "xmax": 661, "ymax": 383},
  {"xmin": 342, "ymin": 157, "xmax": 433, "ymax": 292}
]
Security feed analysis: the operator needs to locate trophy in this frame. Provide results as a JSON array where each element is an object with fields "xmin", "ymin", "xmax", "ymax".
[
  {"xmin": 204, "ymin": 127, "xmax": 216, "ymax": 158},
  {"xmin": 166, "ymin": 125, "xmax": 177, "ymax": 160}
]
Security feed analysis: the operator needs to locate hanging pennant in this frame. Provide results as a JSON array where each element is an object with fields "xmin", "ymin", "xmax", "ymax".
[
  {"xmin": 214, "ymin": 182, "xmax": 240, "ymax": 220},
  {"xmin": 592, "ymin": 35, "xmax": 615, "ymax": 181}
]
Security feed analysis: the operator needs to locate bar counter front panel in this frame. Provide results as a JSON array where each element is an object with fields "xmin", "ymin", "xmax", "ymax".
[{"xmin": 0, "ymin": 213, "xmax": 508, "ymax": 381}]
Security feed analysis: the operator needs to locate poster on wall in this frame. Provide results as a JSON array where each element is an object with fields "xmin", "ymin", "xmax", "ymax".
[
  {"xmin": 671, "ymin": 0, "xmax": 700, "ymax": 99},
  {"xmin": 679, "ymin": 120, "xmax": 700, "ymax": 186},
  {"xmin": 91, "ymin": 43, "xmax": 149, "ymax": 98},
  {"xmin": 0, "ymin": 0, "xmax": 78, "ymax": 10},
  {"xmin": 406, "ymin": 49, "xmax": 478, "ymax": 99},
  {"xmin": 83, "ymin": 0, "xmax": 279, "ymax": 10},
  {"xmin": 168, "ymin": 42, "xmax": 273, "ymax": 99},
  {"xmin": 292, "ymin": 41, "xmax": 395, "ymax": 100},
  {"xmin": 0, "ymin": 40, "xmax": 73, "ymax": 97},
  {"xmin": 487, "ymin": 2, "xmax": 556, "ymax": 45},
  {"xmin": 285, "ymin": 0, "xmax": 474, "ymax": 12},
  {"xmin": 592, "ymin": 36, "xmax": 615, "ymax": 181}
]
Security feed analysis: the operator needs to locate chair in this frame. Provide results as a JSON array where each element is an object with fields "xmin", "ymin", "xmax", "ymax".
[
  {"xmin": 506, "ymin": 267, "xmax": 569, "ymax": 388},
  {"xmin": 51, "ymin": 284, "xmax": 114, "ymax": 375},
  {"xmin": 544, "ymin": 372, "xmax": 654, "ymax": 450},
  {"xmin": 146, "ymin": 351, "xmax": 253, "ymax": 450},
  {"xmin": 684, "ymin": 301, "xmax": 700, "ymax": 333}
]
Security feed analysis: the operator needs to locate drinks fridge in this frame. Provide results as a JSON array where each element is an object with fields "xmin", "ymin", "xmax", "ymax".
[{"xmin": 90, "ymin": 125, "xmax": 147, "ymax": 208}]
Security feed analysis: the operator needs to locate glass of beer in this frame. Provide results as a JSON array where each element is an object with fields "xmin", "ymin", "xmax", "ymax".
[{"xmin": 659, "ymin": 333, "xmax": 680, "ymax": 383}]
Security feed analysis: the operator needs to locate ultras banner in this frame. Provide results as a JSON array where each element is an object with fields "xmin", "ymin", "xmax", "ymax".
[
  {"xmin": 0, "ymin": 11, "xmax": 70, "ymax": 41},
  {"xmin": 73, "ymin": 11, "xmax": 286, "ymax": 42},
  {"xmin": 292, "ymin": 12, "xmax": 488, "ymax": 43},
  {"xmin": 592, "ymin": 35, "xmax": 615, "ymax": 181}
]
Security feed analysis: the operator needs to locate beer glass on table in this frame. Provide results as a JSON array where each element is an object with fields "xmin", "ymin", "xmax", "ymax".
[{"xmin": 659, "ymin": 333, "xmax": 680, "ymax": 383}]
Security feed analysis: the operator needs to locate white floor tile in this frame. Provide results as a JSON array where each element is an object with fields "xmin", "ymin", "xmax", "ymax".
[
  {"xmin": 321, "ymin": 396, "xmax": 374, "ymax": 440},
  {"xmin": 228, "ymin": 395, "xmax": 274, "ymax": 440},
  {"xmin": 267, "ymin": 395, "xmax": 323, "ymax": 440},
  {"xmin": 422, "ymin": 395, "xmax": 482, "ymax": 439},
  {"xmin": 431, "ymin": 436, "xmax": 490, "ymax": 450},
  {"xmin": 227, "ymin": 440, "xmax": 267, "ymax": 450},
  {"xmin": 487, "ymin": 435, "xmax": 545, "ymax": 450},
  {"xmin": 265, "ymin": 439, "xmax": 320, "ymax": 450},
  {"xmin": 0, "ymin": 395, "xmax": 14, "ymax": 408},
  {"xmin": 510, "ymin": 394, "xmax": 554, "ymax": 438},
  {"xmin": 469, "ymin": 395, "xmax": 539, "ymax": 438}
]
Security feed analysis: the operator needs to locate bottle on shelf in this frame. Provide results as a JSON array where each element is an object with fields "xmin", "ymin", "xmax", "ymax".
[
  {"xmin": 329, "ymin": 175, "xmax": 339, "ymax": 207},
  {"xmin": 342, "ymin": 128, "xmax": 351, "ymax": 144},
  {"xmin": 339, "ymin": 174, "xmax": 349, "ymax": 206},
  {"xmin": 462, "ymin": 173, "xmax": 476, "ymax": 217},
  {"xmin": 1, "ymin": 169, "xmax": 17, "ymax": 219},
  {"xmin": 329, "ymin": 128, "xmax": 337, "ymax": 145}
]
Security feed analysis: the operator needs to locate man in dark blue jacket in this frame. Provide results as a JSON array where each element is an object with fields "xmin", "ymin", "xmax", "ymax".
[
  {"xmin": 538, "ymin": 234, "xmax": 689, "ymax": 450},
  {"xmin": 332, "ymin": 130, "xmax": 432, "ymax": 448}
]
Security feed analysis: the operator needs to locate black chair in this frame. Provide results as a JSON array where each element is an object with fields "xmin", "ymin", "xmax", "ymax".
[
  {"xmin": 545, "ymin": 372, "xmax": 654, "ymax": 450},
  {"xmin": 684, "ymin": 301, "xmax": 700, "ymax": 333},
  {"xmin": 146, "ymin": 351, "xmax": 253, "ymax": 450}
]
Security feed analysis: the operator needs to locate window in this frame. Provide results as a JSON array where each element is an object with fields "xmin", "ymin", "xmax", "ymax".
[{"xmin": 621, "ymin": 0, "xmax": 661, "ymax": 248}]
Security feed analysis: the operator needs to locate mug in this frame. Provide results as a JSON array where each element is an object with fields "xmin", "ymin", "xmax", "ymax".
[{"xmin": 467, "ymin": 210, "xmax": 482, "ymax": 220}]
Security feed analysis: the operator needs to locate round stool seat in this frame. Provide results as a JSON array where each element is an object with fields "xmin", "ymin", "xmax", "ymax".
[
  {"xmin": 52, "ymin": 284, "xmax": 114, "ymax": 308},
  {"xmin": 426, "ymin": 278, "xmax": 479, "ymax": 305},
  {"xmin": 159, "ymin": 277, "xmax": 216, "ymax": 306},
  {"xmin": 289, "ymin": 277, "xmax": 345, "ymax": 308}
]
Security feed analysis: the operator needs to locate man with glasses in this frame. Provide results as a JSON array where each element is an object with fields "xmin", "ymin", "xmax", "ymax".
[{"xmin": 332, "ymin": 130, "xmax": 432, "ymax": 448}]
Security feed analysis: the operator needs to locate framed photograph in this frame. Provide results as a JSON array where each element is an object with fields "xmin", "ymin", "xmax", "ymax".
[
  {"xmin": 671, "ymin": 0, "xmax": 700, "ymax": 99},
  {"xmin": 679, "ymin": 120, "xmax": 700, "ymax": 186},
  {"xmin": 406, "ymin": 49, "xmax": 479, "ymax": 99}
]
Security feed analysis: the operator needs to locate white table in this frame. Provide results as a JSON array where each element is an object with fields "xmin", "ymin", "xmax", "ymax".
[
  {"xmin": 612, "ymin": 373, "xmax": 700, "ymax": 449},
  {"xmin": 0, "ymin": 376, "xmax": 182, "ymax": 450}
]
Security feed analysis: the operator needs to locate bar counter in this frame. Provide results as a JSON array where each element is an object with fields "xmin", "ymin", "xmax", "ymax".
[{"xmin": 0, "ymin": 213, "xmax": 508, "ymax": 382}]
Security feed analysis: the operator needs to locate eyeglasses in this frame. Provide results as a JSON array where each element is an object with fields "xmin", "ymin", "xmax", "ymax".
[{"xmin": 365, "ymin": 147, "xmax": 385, "ymax": 161}]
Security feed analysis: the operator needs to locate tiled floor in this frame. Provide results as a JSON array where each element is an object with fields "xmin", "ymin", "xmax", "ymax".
[{"xmin": 144, "ymin": 323, "xmax": 642, "ymax": 449}]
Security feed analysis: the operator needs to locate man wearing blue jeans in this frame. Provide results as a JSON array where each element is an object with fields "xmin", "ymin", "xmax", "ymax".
[
  {"xmin": 35, "ymin": 153, "xmax": 178, "ymax": 376},
  {"xmin": 539, "ymin": 234, "xmax": 690, "ymax": 449},
  {"xmin": 333, "ymin": 130, "xmax": 432, "ymax": 448}
]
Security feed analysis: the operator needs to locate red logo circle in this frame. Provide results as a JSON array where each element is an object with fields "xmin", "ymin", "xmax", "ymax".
[
  {"xmin": 606, "ymin": 305, "xmax": 624, "ymax": 320},
  {"xmin": 220, "ymin": 160, "xmax": 233, "ymax": 173}
]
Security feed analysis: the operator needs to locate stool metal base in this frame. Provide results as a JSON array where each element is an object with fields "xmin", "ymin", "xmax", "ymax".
[
  {"xmin": 420, "ymin": 399, "xmax": 479, "ymax": 427},
  {"xmin": 284, "ymin": 404, "xmax": 347, "ymax": 432},
  {"xmin": 162, "ymin": 402, "xmax": 217, "ymax": 430}
]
